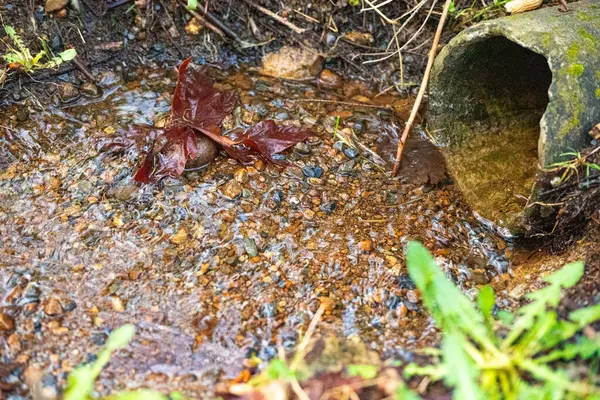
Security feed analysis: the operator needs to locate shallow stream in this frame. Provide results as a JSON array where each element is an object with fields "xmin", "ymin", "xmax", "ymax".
[{"xmin": 1, "ymin": 66, "xmax": 516, "ymax": 397}]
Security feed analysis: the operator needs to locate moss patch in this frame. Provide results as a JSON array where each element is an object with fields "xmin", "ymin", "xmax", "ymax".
[
  {"xmin": 567, "ymin": 43, "xmax": 579, "ymax": 62},
  {"xmin": 568, "ymin": 64, "xmax": 585, "ymax": 77},
  {"xmin": 595, "ymin": 88, "xmax": 600, "ymax": 99}
]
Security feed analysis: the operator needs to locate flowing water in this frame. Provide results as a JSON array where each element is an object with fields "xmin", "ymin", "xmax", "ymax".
[{"xmin": 0, "ymin": 67, "xmax": 515, "ymax": 397}]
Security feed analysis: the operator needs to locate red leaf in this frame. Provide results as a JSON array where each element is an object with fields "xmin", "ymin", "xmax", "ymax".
[
  {"xmin": 225, "ymin": 120, "xmax": 313, "ymax": 164},
  {"xmin": 133, "ymin": 59, "xmax": 314, "ymax": 182},
  {"xmin": 172, "ymin": 58, "xmax": 237, "ymax": 135},
  {"xmin": 134, "ymin": 126, "xmax": 198, "ymax": 183}
]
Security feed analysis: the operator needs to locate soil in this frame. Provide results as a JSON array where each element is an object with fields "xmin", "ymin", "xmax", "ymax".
[{"xmin": 0, "ymin": 1, "xmax": 599, "ymax": 399}]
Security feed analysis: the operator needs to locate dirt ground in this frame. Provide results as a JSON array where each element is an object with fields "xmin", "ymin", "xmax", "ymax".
[{"xmin": 1, "ymin": 0, "xmax": 599, "ymax": 399}]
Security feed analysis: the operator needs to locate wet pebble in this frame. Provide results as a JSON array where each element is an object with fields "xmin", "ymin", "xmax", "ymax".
[
  {"xmin": 16, "ymin": 108, "xmax": 29, "ymax": 122},
  {"xmin": 243, "ymin": 238, "xmax": 258, "ymax": 257},
  {"xmin": 318, "ymin": 69, "xmax": 343, "ymax": 88},
  {"xmin": 294, "ymin": 142, "xmax": 311, "ymax": 155},
  {"xmin": 222, "ymin": 179, "xmax": 243, "ymax": 200},
  {"xmin": 339, "ymin": 160, "xmax": 355, "ymax": 175},
  {"xmin": 343, "ymin": 147, "xmax": 360, "ymax": 159},
  {"xmin": 97, "ymin": 71, "xmax": 122, "ymax": 87},
  {"xmin": 510, "ymin": 284, "xmax": 525, "ymax": 299},
  {"xmin": 471, "ymin": 269, "xmax": 490, "ymax": 285},
  {"xmin": 302, "ymin": 165, "xmax": 324, "ymax": 179},
  {"xmin": 59, "ymin": 83, "xmax": 80, "ymax": 103},
  {"xmin": 81, "ymin": 82, "xmax": 102, "ymax": 98},
  {"xmin": 357, "ymin": 239, "xmax": 373, "ymax": 252},
  {"xmin": 234, "ymin": 168, "xmax": 249, "ymax": 183},
  {"xmin": 320, "ymin": 201, "xmax": 337, "ymax": 214},
  {"xmin": 0, "ymin": 312, "xmax": 15, "ymax": 331},
  {"xmin": 302, "ymin": 209, "xmax": 315, "ymax": 220},
  {"xmin": 259, "ymin": 303, "xmax": 277, "ymax": 318},
  {"xmin": 43, "ymin": 298, "xmax": 63, "ymax": 316},
  {"xmin": 272, "ymin": 190, "xmax": 284, "ymax": 203},
  {"xmin": 113, "ymin": 184, "xmax": 139, "ymax": 202}
]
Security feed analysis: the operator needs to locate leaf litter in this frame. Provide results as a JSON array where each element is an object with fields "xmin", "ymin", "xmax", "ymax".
[{"xmin": 134, "ymin": 58, "xmax": 313, "ymax": 183}]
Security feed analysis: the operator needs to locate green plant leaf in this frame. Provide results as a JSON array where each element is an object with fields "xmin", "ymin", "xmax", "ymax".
[
  {"xmin": 59, "ymin": 48, "xmax": 77, "ymax": 61},
  {"xmin": 503, "ymin": 262, "xmax": 584, "ymax": 348},
  {"xmin": 395, "ymin": 384, "xmax": 421, "ymax": 400},
  {"xmin": 265, "ymin": 359, "xmax": 296, "ymax": 381},
  {"xmin": 441, "ymin": 332, "xmax": 483, "ymax": 400},
  {"xmin": 186, "ymin": 0, "xmax": 198, "ymax": 10},
  {"xmin": 64, "ymin": 324, "xmax": 136, "ymax": 400},
  {"xmin": 347, "ymin": 364, "xmax": 378, "ymax": 380},
  {"xmin": 478, "ymin": 286, "xmax": 495, "ymax": 320},
  {"xmin": 543, "ymin": 261, "xmax": 584, "ymax": 287},
  {"xmin": 406, "ymin": 242, "xmax": 493, "ymax": 349}
]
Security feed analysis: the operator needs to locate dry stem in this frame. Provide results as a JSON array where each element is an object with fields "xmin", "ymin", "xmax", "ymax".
[
  {"xmin": 242, "ymin": 0, "xmax": 307, "ymax": 34},
  {"xmin": 392, "ymin": 0, "xmax": 452, "ymax": 176}
]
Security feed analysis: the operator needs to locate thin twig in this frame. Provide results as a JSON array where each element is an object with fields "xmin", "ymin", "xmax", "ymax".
[
  {"xmin": 242, "ymin": 0, "xmax": 307, "ymax": 34},
  {"xmin": 392, "ymin": 0, "xmax": 452, "ymax": 176}
]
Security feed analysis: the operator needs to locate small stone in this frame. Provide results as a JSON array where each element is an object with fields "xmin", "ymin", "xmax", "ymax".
[
  {"xmin": 113, "ymin": 184, "xmax": 139, "ymax": 202},
  {"xmin": 294, "ymin": 142, "xmax": 311, "ymax": 155},
  {"xmin": 406, "ymin": 290, "xmax": 421, "ymax": 303},
  {"xmin": 510, "ymin": 284, "xmax": 525, "ymax": 299},
  {"xmin": 302, "ymin": 165, "xmax": 324, "ymax": 178},
  {"xmin": 111, "ymin": 297, "xmax": 125, "ymax": 312},
  {"xmin": 129, "ymin": 268, "xmax": 142, "ymax": 280},
  {"xmin": 0, "ymin": 312, "xmax": 15, "ymax": 331},
  {"xmin": 343, "ymin": 147, "xmax": 360, "ymax": 159},
  {"xmin": 339, "ymin": 160, "xmax": 355, "ymax": 175},
  {"xmin": 471, "ymin": 269, "xmax": 490, "ymax": 285},
  {"xmin": 386, "ymin": 255, "xmax": 398, "ymax": 266},
  {"xmin": 357, "ymin": 239, "xmax": 373, "ymax": 252},
  {"xmin": 272, "ymin": 190, "xmax": 284, "ymax": 203},
  {"xmin": 170, "ymin": 228, "xmax": 188, "ymax": 244},
  {"xmin": 234, "ymin": 168, "xmax": 249, "ymax": 183},
  {"xmin": 8, "ymin": 333, "xmax": 21, "ymax": 352},
  {"xmin": 58, "ymin": 83, "xmax": 80, "ymax": 103},
  {"xmin": 81, "ymin": 82, "xmax": 102, "ymax": 98},
  {"xmin": 16, "ymin": 108, "xmax": 29, "ymax": 122},
  {"xmin": 97, "ymin": 71, "xmax": 121, "ymax": 87},
  {"xmin": 254, "ymin": 159, "xmax": 266, "ymax": 171},
  {"xmin": 51, "ymin": 326, "xmax": 69, "ymax": 336},
  {"xmin": 63, "ymin": 299, "xmax": 77, "ymax": 311},
  {"xmin": 302, "ymin": 209, "xmax": 315, "ymax": 220},
  {"xmin": 222, "ymin": 179, "xmax": 243, "ymax": 200},
  {"xmin": 185, "ymin": 135, "xmax": 218, "ymax": 169},
  {"xmin": 261, "ymin": 46, "xmax": 322, "ymax": 79},
  {"xmin": 45, "ymin": 0, "xmax": 69, "ymax": 12},
  {"xmin": 320, "ymin": 201, "xmax": 337, "ymax": 214},
  {"xmin": 318, "ymin": 69, "xmax": 343, "ymax": 88},
  {"xmin": 243, "ymin": 238, "xmax": 258, "ymax": 257},
  {"xmin": 43, "ymin": 298, "xmax": 63, "ymax": 316}
]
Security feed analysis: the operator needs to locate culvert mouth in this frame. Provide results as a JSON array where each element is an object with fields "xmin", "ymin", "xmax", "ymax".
[{"xmin": 428, "ymin": 36, "xmax": 553, "ymax": 231}]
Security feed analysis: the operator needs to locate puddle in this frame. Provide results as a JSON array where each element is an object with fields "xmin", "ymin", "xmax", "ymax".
[{"xmin": 0, "ymin": 66, "xmax": 514, "ymax": 396}]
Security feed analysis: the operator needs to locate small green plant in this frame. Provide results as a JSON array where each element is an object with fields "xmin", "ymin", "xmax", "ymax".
[
  {"xmin": 186, "ymin": 0, "xmax": 198, "ymax": 10},
  {"xmin": 348, "ymin": 0, "xmax": 360, "ymax": 6},
  {"xmin": 1, "ymin": 25, "xmax": 76, "ymax": 73},
  {"xmin": 404, "ymin": 242, "xmax": 600, "ymax": 400},
  {"xmin": 546, "ymin": 148, "xmax": 600, "ymax": 186},
  {"xmin": 64, "ymin": 324, "xmax": 174, "ymax": 400}
]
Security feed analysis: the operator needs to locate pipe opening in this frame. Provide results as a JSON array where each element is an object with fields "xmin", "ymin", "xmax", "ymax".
[{"xmin": 430, "ymin": 36, "xmax": 553, "ymax": 229}]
